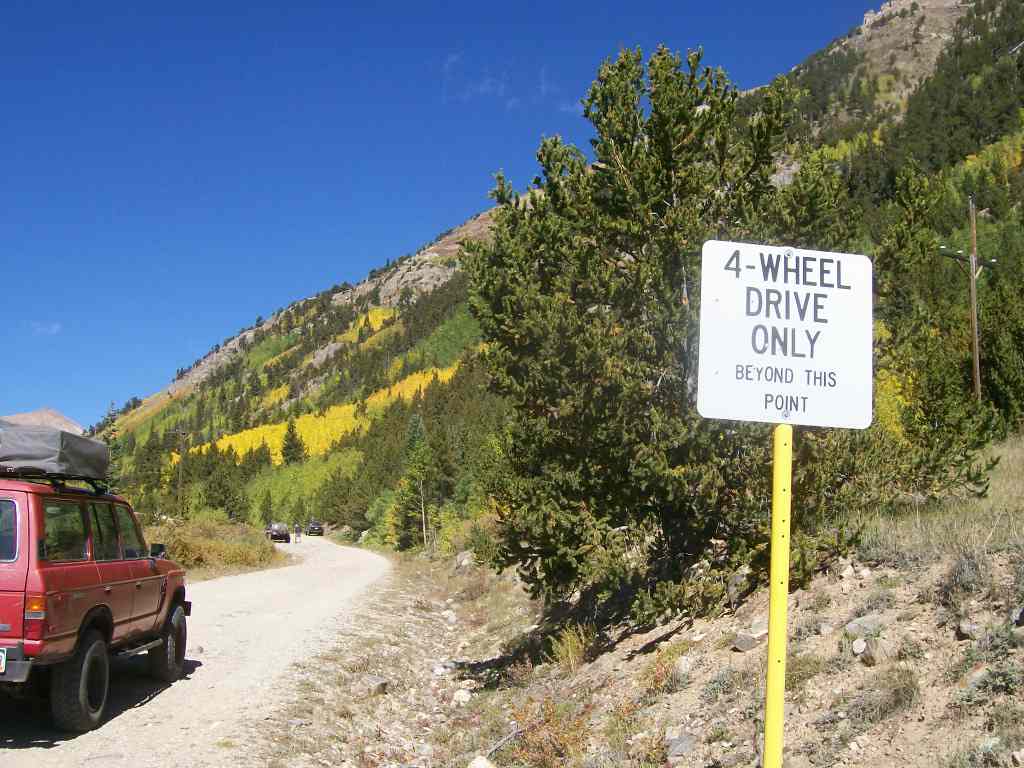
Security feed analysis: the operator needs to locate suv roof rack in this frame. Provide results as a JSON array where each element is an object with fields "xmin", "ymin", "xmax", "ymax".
[{"xmin": 0, "ymin": 466, "xmax": 110, "ymax": 495}]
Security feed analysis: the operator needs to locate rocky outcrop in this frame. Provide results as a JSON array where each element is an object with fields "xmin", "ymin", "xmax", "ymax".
[{"xmin": 331, "ymin": 210, "xmax": 493, "ymax": 309}]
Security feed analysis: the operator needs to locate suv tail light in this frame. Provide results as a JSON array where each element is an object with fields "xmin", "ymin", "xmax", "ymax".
[{"xmin": 24, "ymin": 594, "xmax": 47, "ymax": 641}]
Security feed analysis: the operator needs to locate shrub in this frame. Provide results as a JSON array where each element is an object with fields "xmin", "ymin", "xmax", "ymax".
[
  {"xmin": 701, "ymin": 667, "xmax": 756, "ymax": 705},
  {"xmin": 510, "ymin": 697, "xmax": 591, "ymax": 768},
  {"xmin": 146, "ymin": 519, "xmax": 277, "ymax": 571},
  {"xmin": 546, "ymin": 623, "xmax": 597, "ymax": 676},
  {"xmin": 787, "ymin": 653, "xmax": 826, "ymax": 692},
  {"xmin": 843, "ymin": 666, "xmax": 920, "ymax": 730},
  {"xmin": 936, "ymin": 551, "xmax": 992, "ymax": 618},
  {"xmin": 642, "ymin": 639, "xmax": 696, "ymax": 698}
]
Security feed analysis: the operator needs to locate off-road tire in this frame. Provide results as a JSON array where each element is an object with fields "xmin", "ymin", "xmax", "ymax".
[
  {"xmin": 50, "ymin": 630, "xmax": 109, "ymax": 732},
  {"xmin": 148, "ymin": 603, "xmax": 187, "ymax": 682}
]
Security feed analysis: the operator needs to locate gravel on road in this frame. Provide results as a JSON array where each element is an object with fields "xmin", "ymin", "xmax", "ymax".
[{"xmin": 0, "ymin": 537, "xmax": 391, "ymax": 768}]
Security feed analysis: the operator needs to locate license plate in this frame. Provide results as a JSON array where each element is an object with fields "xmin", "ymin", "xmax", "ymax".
[{"xmin": 0, "ymin": 648, "xmax": 6, "ymax": 675}]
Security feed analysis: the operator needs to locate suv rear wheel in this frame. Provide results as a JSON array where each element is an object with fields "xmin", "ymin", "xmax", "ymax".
[
  {"xmin": 148, "ymin": 603, "xmax": 187, "ymax": 682},
  {"xmin": 50, "ymin": 630, "xmax": 109, "ymax": 732}
]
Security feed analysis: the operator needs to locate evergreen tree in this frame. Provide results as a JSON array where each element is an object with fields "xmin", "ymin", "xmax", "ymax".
[
  {"xmin": 386, "ymin": 414, "xmax": 436, "ymax": 550},
  {"xmin": 280, "ymin": 418, "xmax": 307, "ymax": 465}
]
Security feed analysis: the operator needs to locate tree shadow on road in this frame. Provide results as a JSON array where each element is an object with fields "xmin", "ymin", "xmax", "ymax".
[{"xmin": 0, "ymin": 657, "xmax": 201, "ymax": 749}]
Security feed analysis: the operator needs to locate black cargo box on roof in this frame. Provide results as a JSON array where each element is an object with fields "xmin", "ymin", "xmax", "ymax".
[{"xmin": 0, "ymin": 420, "xmax": 109, "ymax": 481}]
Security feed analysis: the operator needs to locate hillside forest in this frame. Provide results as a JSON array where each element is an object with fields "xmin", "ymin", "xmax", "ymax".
[{"xmin": 97, "ymin": 0, "xmax": 1024, "ymax": 624}]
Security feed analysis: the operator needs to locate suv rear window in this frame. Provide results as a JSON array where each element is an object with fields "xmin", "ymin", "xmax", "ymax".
[
  {"xmin": 0, "ymin": 500, "xmax": 15, "ymax": 561},
  {"xmin": 43, "ymin": 501, "xmax": 88, "ymax": 562}
]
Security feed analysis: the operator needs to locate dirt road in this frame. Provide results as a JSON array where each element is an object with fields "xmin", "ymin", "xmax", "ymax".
[{"xmin": 0, "ymin": 538, "xmax": 391, "ymax": 767}]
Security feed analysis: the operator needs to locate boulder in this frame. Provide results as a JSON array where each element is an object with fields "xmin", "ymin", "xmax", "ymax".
[
  {"xmin": 851, "ymin": 638, "xmax": 867, "ymax": 656},
  {"xmin": 844, "ymin": 613, "xmax": 885, "ymax": 639},
  {"xmin": 956, "ymin": 619, "xmax": 982, "ymax": 641},
  {"xmin": 663, "ymin": 725, "xmax": 697, "ymax": 766},
  {"xmin": 734, "ymin": 618, "xmax": 769, "ymax": 652},
  {"xmin": 453, "ymin": 689, "xmax": 473, "ymax": 706},
  {"xmin": 672, "ymin": 655, "xmax": 695, "ymax": 687},
  {"xmin": 454, "ymin": 550, "xmax": 476, "ymax": 571},
  {"xmin": 358, "ymin": 675, "xmax": 389, "ymax": 697},
  {"xmin": 733, "ymin": 632, "xmax": 764, "ymax": 652},
  {"xmin": 727, "ymin": 565, "xmax": 752, "ymax": 604},
  {"xmin": 860, "ymin": 637, "xmax": 890, "ymax": 667},
  {"xmin": 468, "ymin": 758, "xmax": 498, "ymax": 768}
]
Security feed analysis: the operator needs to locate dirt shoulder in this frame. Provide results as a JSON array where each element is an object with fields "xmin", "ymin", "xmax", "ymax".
[
  {"xmin": 0, "ymin": 537, "xmax": 391, "ymax": 768},
  {"xmin": 254, "ymin": 545, "xmax": 1024, "ymax": 768}
]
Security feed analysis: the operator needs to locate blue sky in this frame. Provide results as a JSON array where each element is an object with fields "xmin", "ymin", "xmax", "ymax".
[{"xmin": 1, "ymin": 1, "xmax": 872, "ymax": 427}]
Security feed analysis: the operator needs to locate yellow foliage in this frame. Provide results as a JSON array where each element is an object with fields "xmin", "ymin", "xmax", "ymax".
[
  {"xmin": 875, "ymin": 368, "xmax": 910, "ymax": 441},
  {"xmin": 336, "ymin": 307, "xmax": 397, "ymax": 343},
  {"xmin": 262, "ymin": 346, "xmax": 300, "ymax": 369},
  {"xmin": 262, "ymin": 385, "xmax": 289, "ymax": 409},
  {"xmin": 202, "ymin": 363, "xmax": 459, "ymax": 464},
  {"xmin": 360, "ymin": 320, "xmax": 404, "ymax": 350}
]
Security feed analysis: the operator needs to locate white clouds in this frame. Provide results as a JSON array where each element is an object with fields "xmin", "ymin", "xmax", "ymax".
[
  {"xmin": 31, "ymin": 321, "xmax": 62, "ymax": 336},
  {"xmin": 462, "ymin": 72, "xmax": 508, "ymax": 100},
  {"xmin": 443, "ymin": 52, "xmax": 462, "ymax": 74},
  {"xmin": 539, "ymin": 66, "xmax": 558, "ymax": 99},
  {"xmin": 441, "ymin": 51, "xmax": 463, "ymax": 103}
]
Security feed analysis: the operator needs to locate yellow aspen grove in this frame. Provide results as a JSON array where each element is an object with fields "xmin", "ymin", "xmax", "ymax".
[{"xmin": 204, "ymin": 363, "xmax": 459, "ymax": 464}]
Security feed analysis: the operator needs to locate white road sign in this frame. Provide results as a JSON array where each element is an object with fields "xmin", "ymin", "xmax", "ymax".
[{"xmin": 697, "ymin": 240, "xmax": 873, "ymax": 429}]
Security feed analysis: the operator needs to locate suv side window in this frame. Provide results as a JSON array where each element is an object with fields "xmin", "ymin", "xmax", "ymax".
[
  {"xmin": 0, "ymin": 500, "xmax": 15, "ymax": 561},
  {"xmin": 43, "ymin": 501, "xmax": 88, "ymax": 562},
  {"xmin": 114, "ymin": 505, "xmax": 146, "ymax": 559},
  {"xmin": 89, "ymin": 502, "xmax": 121, "ymax": 561}
]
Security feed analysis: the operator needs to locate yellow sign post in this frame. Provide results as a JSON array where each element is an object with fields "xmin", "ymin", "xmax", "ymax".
[
  {"xmin": 762, "ymin": 424, "xmax": 793, "ymax": 768},
  {"xmin": 696, "ymin": 241, "xmax": 874, "ymax": 765}
]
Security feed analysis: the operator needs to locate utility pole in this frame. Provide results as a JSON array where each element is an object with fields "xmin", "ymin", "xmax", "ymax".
[
  {"xmin": 968, "ymin": 196, "xmax": 982, "ymax": 402},
  {"xmin": 939, "ymin": 196, "xmax": 996, "ymax": 404}
]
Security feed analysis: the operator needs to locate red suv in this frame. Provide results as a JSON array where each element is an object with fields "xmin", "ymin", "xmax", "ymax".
[{"xmin": 0, "ymin": 478, "xmax": 190, "ymax": 731}]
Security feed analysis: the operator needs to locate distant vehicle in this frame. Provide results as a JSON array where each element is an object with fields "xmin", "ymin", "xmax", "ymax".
[
  {"xmin": 268, "ymin": 522, "xmax": 291, "ymax": 543},
  {"xmin": 306, "ymin": 520, "xmax": 324, "ymax": 536},
  {"xmin": 0, "ymin": 421, "xmax": 190, "ymax": 732}
]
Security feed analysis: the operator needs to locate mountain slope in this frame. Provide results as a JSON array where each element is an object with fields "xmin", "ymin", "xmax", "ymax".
[
  {"xmin": 2, "ymin": 408, "xmax": 84, "ymax": 435},
  {"xmin": 748, "ymin": 0, "xmax": 968, "ymax": 148}
]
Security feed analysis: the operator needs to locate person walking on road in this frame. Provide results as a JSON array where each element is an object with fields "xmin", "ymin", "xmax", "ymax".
[{"xmin": 293, "ymin": 521, "xmax": 302, "ymax": 543}]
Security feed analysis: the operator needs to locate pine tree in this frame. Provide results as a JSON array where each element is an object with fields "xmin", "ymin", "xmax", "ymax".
[
  {"xmin": 280, "ymin": 418, "xmax": 307, "ymax": 465},
  {"xmin": 386, "ymin": 414, "xmax": 435, "ymax": 550}
]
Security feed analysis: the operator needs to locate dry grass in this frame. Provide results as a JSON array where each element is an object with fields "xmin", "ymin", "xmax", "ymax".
[
  {"xmin": 146, "ymin": 520, "xmax": 289, "ymax": 580},
  {"xmin": 510, "ymin": 696, "xmax": 592, "ymax": 768},
  {"xmin": 547, "ymin": 622, "xmax": 598, "ymax": 676},
  {"xmin": 858, "ymin": 437, "xmax": 1024, "ymax": 566},
  {"xmin": 641, "ymin": 638, "xmax": 696, "ymax": 698},
  {"xmin": 841, "ymin": 666, "xmax": 921, "ymax": 731}
]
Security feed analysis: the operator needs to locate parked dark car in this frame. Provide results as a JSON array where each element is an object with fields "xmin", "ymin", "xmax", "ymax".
[
  {"xmin": 268, "ymin": 522, "xmax": 291, "ymax": 543},
  {"xmin": 306, "ymin": 520, "xmax": 324, "ymax": 536}
]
